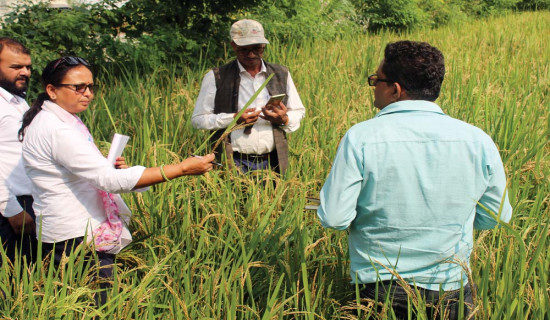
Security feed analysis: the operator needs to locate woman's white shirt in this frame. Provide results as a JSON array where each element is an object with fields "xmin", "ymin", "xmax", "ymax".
[{"xmin": 22, "ymin": 101, "xmax": 145, "ymax": 244}]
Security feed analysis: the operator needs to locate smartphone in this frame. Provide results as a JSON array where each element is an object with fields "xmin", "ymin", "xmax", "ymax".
[{"xmin": 267, "ymin": 93, "xmax": 286, "ymax": 106}]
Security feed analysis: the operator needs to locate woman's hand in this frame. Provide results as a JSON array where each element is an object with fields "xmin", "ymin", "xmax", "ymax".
[
  {"xmin": 179, "ymin": 153, "xmax": 215, "ymax": 175},
  {"xmin": 133, "ymin": 154, "xmax": 216, "ymax": 189},
  {"xmin": 115, "ymin": 157, "xmax": 129, "ymax": 169}
]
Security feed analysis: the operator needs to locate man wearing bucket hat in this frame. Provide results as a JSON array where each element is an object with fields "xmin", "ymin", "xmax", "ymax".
[{"xmin": 192, "ymin": 19, "xmax": 305, "ymax": 174}]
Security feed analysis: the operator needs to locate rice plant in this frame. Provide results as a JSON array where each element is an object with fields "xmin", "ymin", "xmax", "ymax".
[{"xmin": 0, "ymin": 11, "xmax": 548, "ymax": 319}]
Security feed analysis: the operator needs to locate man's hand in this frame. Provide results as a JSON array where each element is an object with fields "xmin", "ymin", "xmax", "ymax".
[
  {"xmin": 7, "ymin": 210, "xmax": 35, "ymax": 235},
  {"xmin": 235, "ymin": 108, "xmax": 261, "ymax": 125},
  {"xmin": 261, "ymin": 102, "xmax": 289, "ymax": 126}
]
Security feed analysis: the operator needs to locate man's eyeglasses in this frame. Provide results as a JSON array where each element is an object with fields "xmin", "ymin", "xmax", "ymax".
[
  {"xmin": 52, "ymin": 56, "xmax": 90, "ymax": 71},
  {"xmin": 236, "ymin": 46, "xmax": 265, "ymax": 55},
  {"xmin": 55, "ymin": 83, "xmax": 96, "ymax": 94},
  {"xmin": 367, "ymin": 74, "xmax": 394, "ymax": 86}
]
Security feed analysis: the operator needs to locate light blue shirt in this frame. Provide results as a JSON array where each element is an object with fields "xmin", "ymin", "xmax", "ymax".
[{"xmin": 317, "ymin": 100, "xmax": 512, "ymax": 291}]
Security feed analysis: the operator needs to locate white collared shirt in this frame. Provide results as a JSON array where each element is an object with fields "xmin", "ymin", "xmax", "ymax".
[
  {"xmin": 0, "ymin": 87, "xmax": 33, "ymax": 217},
  {"xmin": 22, "ymin": 101, "xmax": 145, "ymax": 243},
  {"xmin": 192, "ymin": 60, "xmax": 305, "ymax": 155}
]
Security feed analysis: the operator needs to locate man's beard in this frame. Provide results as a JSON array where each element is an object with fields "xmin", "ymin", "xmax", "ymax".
[{"xmin": 0, "ymin": 73, "xmax": 29, "ymax": 98}]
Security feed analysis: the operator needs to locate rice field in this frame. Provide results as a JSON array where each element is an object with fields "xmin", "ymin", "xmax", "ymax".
[{"xmin": 0, "ymin": 10, "xmax": 548, "ymax": 319}]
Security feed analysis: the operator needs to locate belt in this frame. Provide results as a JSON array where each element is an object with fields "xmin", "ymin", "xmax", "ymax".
[{"xmin": 233, "ymin": 151, "xmax": 271, "ymax": 161}]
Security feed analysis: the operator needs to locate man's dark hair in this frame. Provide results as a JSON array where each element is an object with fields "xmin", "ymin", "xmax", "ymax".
[
  {"xmin": 0, "ymin": 37, "xmax": 30, "ymax": 57},
  {"xmin": 382, "ymin": 40, "xmax": 445, "ymax": 101}
]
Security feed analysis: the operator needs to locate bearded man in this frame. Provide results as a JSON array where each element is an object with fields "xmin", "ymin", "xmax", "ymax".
[{"xmin": 0, "ymin": 37, "xmax": 36, "ymax": 265}]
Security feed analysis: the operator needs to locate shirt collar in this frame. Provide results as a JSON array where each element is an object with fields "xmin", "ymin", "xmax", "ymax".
[
  {"xmin": 375, "ymin": 100, "xmax": 445, "ymax": 118},
  {"xmin": 236, "ymin": 60, "xmax": 267, "ymax": 75},
  {"xmin": 42, "ymin": 100, "xmax": 80, "ymax": 125},
  {"xmin": 0, "ymin": 86, "xmax": 25, "ymax": 105}
]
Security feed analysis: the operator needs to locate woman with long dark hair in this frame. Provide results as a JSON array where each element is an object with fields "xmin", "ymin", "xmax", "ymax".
[{"xmin": 19, "ymin": 56, "xmax": 215, "ymax": 304}]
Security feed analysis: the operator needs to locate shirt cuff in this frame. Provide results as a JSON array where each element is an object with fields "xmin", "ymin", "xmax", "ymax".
[
  {"xmin": 107, "ymin": 165, "xmax": 147, "ymax": 193},
  {"xmin": 217, "ymin": 113, "xmax": 235, "ymax": 129},
  {"xmin": 127, "ymin": 166, "xmax": 147, "ymax": 191},
  {"xmin": 280, "ymin": 112, "xmax": 300, "ymax": 133},
  {"xmin": 2, "ymin": 196, "xmax": 24, "ymax": 218}
]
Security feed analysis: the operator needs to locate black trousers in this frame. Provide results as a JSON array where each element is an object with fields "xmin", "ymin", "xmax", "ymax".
[
  {"xmin": 0, "ymin": 195, "xmax": 37, "ymax": 265},
  {"xmin": 42, "ymin": 237, "xmax": 115, "ymax": 306},
  {"xmin": 358, "ymin": 281, "xmax": 475, "ymax": 320}
]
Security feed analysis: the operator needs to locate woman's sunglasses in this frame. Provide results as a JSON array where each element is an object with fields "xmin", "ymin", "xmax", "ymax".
[
  {"xmin": 52, "ymin": 56, "xmax": 90, "ymax": 71},
  {"xmin": 54, "ymin": 83, "xmax": 96, "ymax": 94}
]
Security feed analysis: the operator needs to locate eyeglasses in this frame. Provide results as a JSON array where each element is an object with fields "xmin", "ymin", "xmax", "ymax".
[
  {"xmin": 236, "ymin": 46, "xmax": 265, "ymax": 55},
  {"xmin": 367, "ymin": 74, "xmax": 394, "ymax": 86},
  {"xmin": 55, "ymin": 83, "xmax": 96, "ymax": 94},
  {"xmin": 52, "ymin": 56, "xmax": 90, "ymax": 71}
]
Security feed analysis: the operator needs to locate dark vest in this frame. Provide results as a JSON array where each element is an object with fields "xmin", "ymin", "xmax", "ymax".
[{"xmin": 211, "ymin": 60, "xmax": 290, "ymax": 173}]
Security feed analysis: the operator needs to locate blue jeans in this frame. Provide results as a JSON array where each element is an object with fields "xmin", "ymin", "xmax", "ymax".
[
  {"xmin": 232, "ymin": 151, "xmax": 280, "ymax": 174},
  {"xmin": 358, "ymin": 281, "xmax": 475, "ymax": 319}
]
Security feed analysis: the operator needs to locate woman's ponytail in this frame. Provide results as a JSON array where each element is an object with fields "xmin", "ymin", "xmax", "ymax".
[{"xmin": 18, "ymin": 92, "xmax": 49, "ymax": 141}]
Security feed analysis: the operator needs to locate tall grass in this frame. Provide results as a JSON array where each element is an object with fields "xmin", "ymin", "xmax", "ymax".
[{"xmin": 1, "ymin": 11, "xmax": 548, "ymax": 319}]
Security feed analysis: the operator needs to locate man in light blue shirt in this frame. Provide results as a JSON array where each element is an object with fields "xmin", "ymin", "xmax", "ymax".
[{"xmin": 317, "ymin": 40, "xmax": 512, "ymax": 319}]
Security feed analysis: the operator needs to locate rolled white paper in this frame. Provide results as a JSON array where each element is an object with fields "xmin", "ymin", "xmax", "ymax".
[{"xmin": 107, "ymin": 133, "xmax": 130, "ymax": 166}]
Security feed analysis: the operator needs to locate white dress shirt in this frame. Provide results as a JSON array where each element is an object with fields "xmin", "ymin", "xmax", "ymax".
[
  {"xmin": 22, "ymin": 101, "xmax": 145, "ymax": 244},
  {"xmin": 192, "ymin": 60, "xmax": 305, "ymax": 155},
  {"xmin": 0, "ymin": 181, "xmax": 8, "ymax": 214},
  {"xmin": 0, "ymin": 87, "xmax": 33, "ymax": 217}
]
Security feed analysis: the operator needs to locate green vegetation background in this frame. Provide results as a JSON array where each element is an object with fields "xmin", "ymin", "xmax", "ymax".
[
  {"xmin": 0, "ymin": 2, "xmax": 548, "ymax": 319},
  {"xmin": 1, "ymin": 0, "xmax": 549, "ymax": 93}
]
